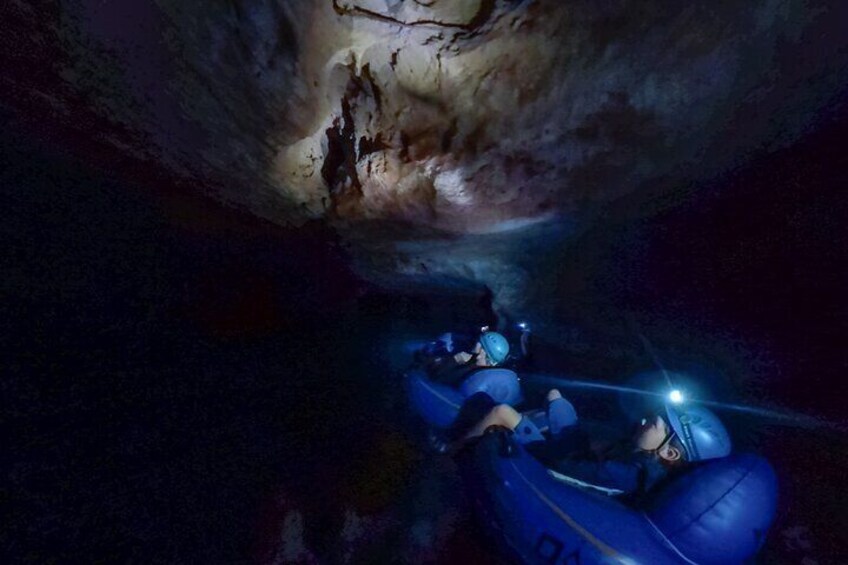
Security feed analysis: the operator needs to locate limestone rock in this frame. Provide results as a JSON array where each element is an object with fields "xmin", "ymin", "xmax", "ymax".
[{"xmin": 3, "ymin": 0, "xmax": 846, "ymax": 310}]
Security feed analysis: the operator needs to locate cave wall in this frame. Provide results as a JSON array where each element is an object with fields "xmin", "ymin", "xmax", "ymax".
[{"xmin": 2, "ymin": 0, "xmax": 846, "ymax": 313}]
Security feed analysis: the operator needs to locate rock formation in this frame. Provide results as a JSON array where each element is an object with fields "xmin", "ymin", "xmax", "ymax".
[{"xmin": 3, "ymin": 0, "xmax": 846, "ymax": 314}]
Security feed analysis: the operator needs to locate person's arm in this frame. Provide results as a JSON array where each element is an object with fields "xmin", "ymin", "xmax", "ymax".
[
  {"xmin": 547, "ymin": 457, "xmax": 643, "ymax": 494},
  {"xmin": 427, "ymin": 355, "xmax": 467, "ymax": 386},
  {"xmin": 503, "ymin": 322, "xmax": 531, "ymax": 368},
  {"xmin": 519, "ymin": 325, "xmax": 531, "ymax": 358}
]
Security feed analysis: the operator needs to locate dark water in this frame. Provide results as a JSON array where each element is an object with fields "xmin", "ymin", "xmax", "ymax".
[
  {"xmin": 3, "ymin": 111, "xmax": 846, "ymax": 563},
  {"xmin": 0, "ymin": 128, "xmax": 497, "ymax": 562}
]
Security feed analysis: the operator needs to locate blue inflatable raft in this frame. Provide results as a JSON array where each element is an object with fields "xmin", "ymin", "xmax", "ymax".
[{"xmin": 406, "ymin": 367, "xmax": 779, "ymax": 564}]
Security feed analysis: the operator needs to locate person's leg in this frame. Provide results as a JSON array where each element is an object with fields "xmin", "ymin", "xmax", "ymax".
[
  {"xmin": 535, "ymin": 389, "xmax": 589, "ymax": 463},
  {"xmin": 546, "ymin": 389, "xmax": 578, "ymax": 435},
  {"xmin": 445, "ymin": 392, "xmax": 497, "ymax": 441},
  {"xmin": 463, "ymin": 404, "xmax": 547, "ymax": 445},
  {"xmin": 463, "ymin": 404, "xmax": 522, "ymax": 440},
  {"xmin": 521, "ymin": 389, "xmax": 586, "ymax": 465}
]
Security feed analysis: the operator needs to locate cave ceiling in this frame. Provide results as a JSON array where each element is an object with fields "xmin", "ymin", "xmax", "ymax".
[{"xmin": 3, "ymin": 0, "xmax": 846, "ymax": 312}]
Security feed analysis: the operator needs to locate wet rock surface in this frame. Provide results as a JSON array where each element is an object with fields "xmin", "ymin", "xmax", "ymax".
[{"xmin": 3, "ymin": 0, "xmax": 848, "ymax": 307}]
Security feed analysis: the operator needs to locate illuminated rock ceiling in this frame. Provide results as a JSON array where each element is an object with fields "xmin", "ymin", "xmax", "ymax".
[{"xmin": 4, "ymin": 0, "xmax": 846, "ymax": 309}]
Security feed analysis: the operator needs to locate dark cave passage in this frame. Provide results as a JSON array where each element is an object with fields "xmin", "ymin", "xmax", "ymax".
[{"xmin": 3, "ymin": 107, "xmax": 847, "ymax": 563}]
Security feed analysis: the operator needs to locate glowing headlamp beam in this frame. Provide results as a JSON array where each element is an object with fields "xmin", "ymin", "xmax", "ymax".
[{"xmin": 521, "ymin": 374, "xmax": 845, "ymax": 432}]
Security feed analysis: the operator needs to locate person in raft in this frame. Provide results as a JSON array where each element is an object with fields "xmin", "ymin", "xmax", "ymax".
[
  {"xmin": 424, "ymin": 328, "xmax": 513, "ymax": 386},
  {"xmin": 454, "ymin": 389, "xmax": 732, "ymax": 496}
]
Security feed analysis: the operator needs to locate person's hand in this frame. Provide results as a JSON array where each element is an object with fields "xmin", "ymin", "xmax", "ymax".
[{"xmin": 454, "ymin": 351, "xmax": 473, "ymax": 364}]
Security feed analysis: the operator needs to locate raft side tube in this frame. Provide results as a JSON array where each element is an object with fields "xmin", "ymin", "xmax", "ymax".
[
  {"xmin": 460, "ymin": 368, "xmax": 523, "ymax": 406},
  {"xmin": 464, "ymin": 431, "xmax": 778, "ymax": 564},
  {"xmin": 463, "ymin": 432, "xmax": 694, "ymax": 565},
  {"xmin": 406, "ymin": 369, "xmax": 465, "ymax": 429},
  {"xmin": 647, "ymin": 453, "xmax": 778, "ymax": 564}
]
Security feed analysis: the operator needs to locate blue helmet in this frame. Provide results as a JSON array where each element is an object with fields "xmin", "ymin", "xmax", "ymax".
[
  {"xmin": 665, "ymin": 404, "xmax": 731, "ymax": 462},
  {"xmin": 479, "ymin": 331, "xmax": 510, "ymax": 365}
]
